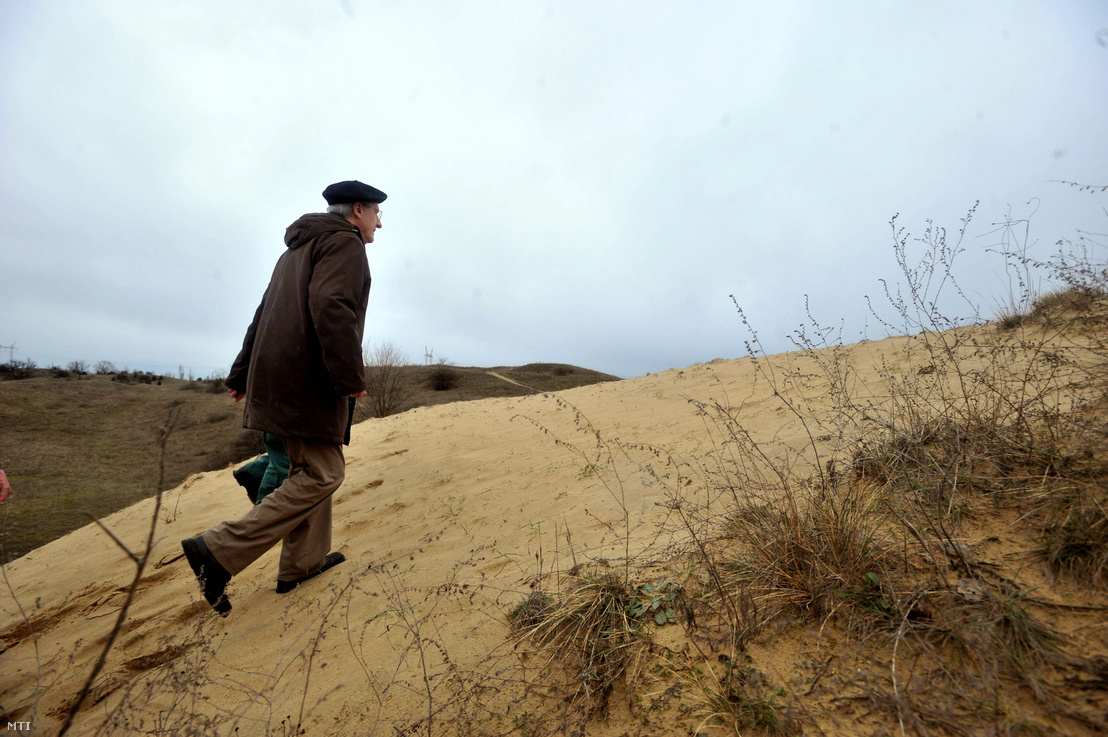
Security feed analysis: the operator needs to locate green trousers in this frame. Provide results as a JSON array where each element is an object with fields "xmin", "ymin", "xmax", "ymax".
[{"xmin": 236, "ymin": 433, "xmax": 290, "ymax": 505}]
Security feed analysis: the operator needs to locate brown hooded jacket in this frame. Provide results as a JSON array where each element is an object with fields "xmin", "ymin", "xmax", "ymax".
[{"xmin": 226, "ymin": 213, "xmax": 371, "ymax": 444}]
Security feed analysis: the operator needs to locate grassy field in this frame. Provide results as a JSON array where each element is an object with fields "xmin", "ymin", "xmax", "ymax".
[{"xmin": 0, "ymin": 363, "xmax": 618, "ymax": 562}]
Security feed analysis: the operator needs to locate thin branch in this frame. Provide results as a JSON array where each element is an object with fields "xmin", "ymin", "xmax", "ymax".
[
  {"xmin": 57, "ymin": 405, "xmax": 179, "ymax": 736},
  {"xmin": 79, "ymin": 514, "xmax": 141, "ymax": 564}
]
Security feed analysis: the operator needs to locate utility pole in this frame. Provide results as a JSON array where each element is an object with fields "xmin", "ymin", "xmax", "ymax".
[{"xmin": 0, "ymin": 342, "xmax": 15, "ymax": 363}]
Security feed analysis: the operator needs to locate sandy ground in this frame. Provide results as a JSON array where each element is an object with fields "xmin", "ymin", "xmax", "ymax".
[{"xmin": 2, "ymin": 328, "xmax": 1090, "ymax": 735}]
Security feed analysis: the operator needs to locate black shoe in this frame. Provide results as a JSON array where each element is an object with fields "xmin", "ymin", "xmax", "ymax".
[
  {"xmin": 181, "ymin": 536, "xmax": 232, "ymax": 616},
  {"xmin": 232, "ymin": 466, "xmax": 259, "ymax": 505},
  {"xmin": 276, "ymin": 552, "xmax": 346, "ymax": 594}
]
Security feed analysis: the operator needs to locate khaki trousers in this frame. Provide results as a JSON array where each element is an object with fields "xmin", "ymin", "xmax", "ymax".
[{"xmin": 204, "ymin": 436, "xmax": 345, "ymax": 580}]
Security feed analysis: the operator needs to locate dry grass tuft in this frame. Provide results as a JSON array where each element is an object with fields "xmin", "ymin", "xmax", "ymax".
[
  {"xmin": 720, "ymin": 480, "xmax": 894, "ymax": 619},
  {"xmin": 1031, "ymin": 284, "xmax": 1108, "ymax": 323},
  {"xmin": 1031, "ymin": 480, "xmax": 1108, "ymax": 585},
  {"xmin": 512, "ymin": 571, "xmax": 645, "ymax": 709},
  {"xmin": 691, "ymin": 661, "xmax": 794, "ymax": 736},
  {"xmin": 508, "ymin": 589, "xmax": 554, "ymax": 635}
]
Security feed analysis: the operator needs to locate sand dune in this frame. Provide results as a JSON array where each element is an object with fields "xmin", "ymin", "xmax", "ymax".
[{"xmin": 2, "ymin": 326, "xmax": 1104, "ymax": 735}]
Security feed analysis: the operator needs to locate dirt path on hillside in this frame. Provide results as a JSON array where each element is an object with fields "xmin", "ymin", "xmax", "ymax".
[{"xmin": 486, "ymin": 371, "xmax": 536, "ymax": 391}]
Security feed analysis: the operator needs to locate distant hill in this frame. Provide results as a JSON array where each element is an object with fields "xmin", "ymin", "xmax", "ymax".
[
  {"xmin": 0, "ymin": 363, "xmax": 619, "ymax": 560},
  {"xmin": 371, "ymin": 362, "xmax": 620, "ymax": 415}
]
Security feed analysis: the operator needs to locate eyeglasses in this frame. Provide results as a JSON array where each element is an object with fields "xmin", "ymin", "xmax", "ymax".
[{"xmin": 357, "ymin": 203, "xmax": 383, "ymax": 221}]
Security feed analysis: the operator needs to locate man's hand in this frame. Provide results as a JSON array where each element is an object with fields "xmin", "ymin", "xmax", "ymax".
[
  {"xmin": 228, "ymin": 388, "xmax": 244, "ymax": 402},
  {"xmin": 349, "ymin": 390, "xmax": 368, "ymax": 398}
]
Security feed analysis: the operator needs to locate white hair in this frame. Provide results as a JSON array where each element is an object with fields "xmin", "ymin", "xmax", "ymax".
[{"xmin": 326, "ymin": 202, "xmax": 355, "ymax": 218}]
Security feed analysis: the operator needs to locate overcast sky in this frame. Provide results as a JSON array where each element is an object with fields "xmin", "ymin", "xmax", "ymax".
[{"xmin": 2, "ymin": 2, "xmax": 1106, "ymax": 379}]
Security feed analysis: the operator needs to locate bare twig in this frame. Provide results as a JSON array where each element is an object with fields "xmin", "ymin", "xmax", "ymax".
[{"xmin": 57, "ymin": 404, "xmax": 180, "ymax": 736}]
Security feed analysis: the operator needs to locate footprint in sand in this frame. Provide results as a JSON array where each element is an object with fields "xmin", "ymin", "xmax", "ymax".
[
  {"xmin": 336, "ymin": 479, "xmax": 385, "ymax": 506},
  {"xmin": 351, "ymin": 479, "xmax": 384, "ymax": 495}
]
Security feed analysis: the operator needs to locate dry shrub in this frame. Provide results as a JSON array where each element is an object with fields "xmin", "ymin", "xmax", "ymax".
[
  {"xmin": 428, "ymin": 364, "xmax": 459, "ymax": 391},
  {"xmin": 0, "ymin": 360, "xmax": 37, "ymax": 380},
  {"xmin": 363, "ymin": 341, "xmax": 413, "ymax": 418}
]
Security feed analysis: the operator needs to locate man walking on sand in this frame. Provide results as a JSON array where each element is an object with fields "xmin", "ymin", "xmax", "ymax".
[{"xmin": 181, "ymin": 180, "xmax": 386, "ymax": 616}]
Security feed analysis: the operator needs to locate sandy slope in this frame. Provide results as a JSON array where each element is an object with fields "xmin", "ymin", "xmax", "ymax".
[{"xmin": 0, "ymin": 331, "xmax": 1008, "ymax": 735}]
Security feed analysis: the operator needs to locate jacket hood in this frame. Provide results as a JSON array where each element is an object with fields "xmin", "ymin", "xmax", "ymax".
[{"xmin": 284, "ymin": 213, "xmax": 360, "ymax": 250}]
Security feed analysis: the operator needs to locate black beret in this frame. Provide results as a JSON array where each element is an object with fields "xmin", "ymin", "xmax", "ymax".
[{"xmin": 322, "ymin": 180, "xmax": 387, "ymax": 205}]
